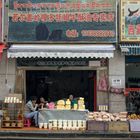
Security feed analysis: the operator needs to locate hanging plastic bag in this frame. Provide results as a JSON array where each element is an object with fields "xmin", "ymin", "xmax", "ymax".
[{"xmin": 98, "ymin": 70, "xmax": 108, "ymax": 92}]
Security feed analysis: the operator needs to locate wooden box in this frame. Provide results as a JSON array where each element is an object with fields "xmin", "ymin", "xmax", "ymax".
[
  {"xmin": 87, "ymin": 120, "xmax": 108, "ymax": 131},
  {"xmin": 108, "ymin": 121, "xmax": 129, "ymax": 132}
]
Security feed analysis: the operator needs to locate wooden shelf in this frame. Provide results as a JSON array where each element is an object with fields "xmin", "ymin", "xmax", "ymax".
[{"xmin": 2, "ymin": 101, "xmax": 24, "ymax": 128}]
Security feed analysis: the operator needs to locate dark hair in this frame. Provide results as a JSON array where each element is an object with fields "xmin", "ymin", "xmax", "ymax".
[{"xmin": 30, "ymin": 96, "xmax": 37, "ymax": 101}]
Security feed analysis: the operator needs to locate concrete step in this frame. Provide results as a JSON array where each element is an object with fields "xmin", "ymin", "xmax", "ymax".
[
  {"xmin": 0, "ymin": 130, "xmax": 139, "ymax": 140},
  {"xmin": 0, "ymin": 137, "xmax": 139, "ymax": 140}
]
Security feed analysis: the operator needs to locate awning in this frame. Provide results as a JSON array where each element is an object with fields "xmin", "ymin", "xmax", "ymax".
[
  {"xmin": 8, "ymin": 44, "xmax": 115, "ymax": 59},
  {"xmin": 120, "ymin": 44, "xmax": 140, "ymax": 55}
]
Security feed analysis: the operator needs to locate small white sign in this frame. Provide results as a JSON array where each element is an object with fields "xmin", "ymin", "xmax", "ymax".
[
  {"xmin": 112, "ymin": 79, "xmax": 121, "ymax": 86},
  {"xmin": 89, "ymin": 61, "xmax": 100, "ymax": 67}
]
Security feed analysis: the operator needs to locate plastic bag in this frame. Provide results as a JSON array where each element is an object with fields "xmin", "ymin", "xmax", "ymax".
[{"xmin": 98, "ymin": 71, "xmax": 108, "ymax": 92}]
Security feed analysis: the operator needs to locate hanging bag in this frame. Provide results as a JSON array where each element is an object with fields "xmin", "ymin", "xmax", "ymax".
[{"xmin": 98, "ymin": 71, "xmax": 108, "ymax": 92}]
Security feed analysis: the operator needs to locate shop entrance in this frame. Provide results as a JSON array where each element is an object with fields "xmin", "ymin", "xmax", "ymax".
[
  {"xmin": 26, "ymin": 70, "xmax": 96, "ymax": 111},
  {"xmin": 126, "ymin": 56, "xmax": 140, "ymax": 113}
]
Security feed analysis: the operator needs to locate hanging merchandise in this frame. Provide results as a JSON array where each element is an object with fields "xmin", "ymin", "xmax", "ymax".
[
  {"xmin": 109, "ymin": 87, "xmax": 124, "ymax": 94},
  {"xmin": 98, "ymin": 70, "xmax": 108, "ymax": 92}
]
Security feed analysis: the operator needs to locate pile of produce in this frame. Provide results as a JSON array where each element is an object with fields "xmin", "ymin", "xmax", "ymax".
[
  {"xmin": 56, "ymin": 100, "xmax": 65, "ymax": 110},
  {"xmin": 56, "ymin": 97, "xmax": 85, "ymax": 110},
  {"xmin": 77, "ymin": 97, "xmax": 85, "ymax": 110},
  {"xmin": 127, "ymin": 114, "xmax": 140, "ymax": 120},
  {"xmin": 88, "ymin": 111, "xmax": 128, "ymax": 121}
]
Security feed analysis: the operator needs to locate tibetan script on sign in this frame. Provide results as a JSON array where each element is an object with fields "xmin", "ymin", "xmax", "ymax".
[{"xmin": 8, "ymin": 0, "xmax": 117, "ymax": 43}]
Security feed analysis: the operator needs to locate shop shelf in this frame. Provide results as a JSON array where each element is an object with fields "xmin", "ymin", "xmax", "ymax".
[{"xmin": 1, "ymin": 95, "xmax": 24, "ymax": 128}]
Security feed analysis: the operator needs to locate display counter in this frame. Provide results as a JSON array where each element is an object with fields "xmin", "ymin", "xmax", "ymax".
[{"xmin": 38, "ymin": 109, "xmax": 88, "ymax": 124}]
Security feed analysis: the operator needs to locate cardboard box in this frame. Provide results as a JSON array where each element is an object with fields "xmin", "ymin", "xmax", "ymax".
[
  {"xmin": 87, "ymin": 120, "xmax": 108, "ymax": 131},
  {"xmin": 108, "ymin": 121, "xmax": 129, "ymax": 132}
]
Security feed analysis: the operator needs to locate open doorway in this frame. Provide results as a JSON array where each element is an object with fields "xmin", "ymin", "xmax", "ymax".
[{"xmin": 26, "ymin": 70, "xmax": 96, "ymax": 111}]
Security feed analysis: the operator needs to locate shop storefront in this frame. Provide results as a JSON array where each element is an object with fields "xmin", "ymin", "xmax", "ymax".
[
  {"xmin": 2, "ymin": 0, "xmax": 131, "ymax": 132},
  {"xmin": 6, "ymin": 0, "xmax": 117, "ymax": 111},
  {"xmin": 121, "ymin": 45, "xmax": 140, "ymax": 113},
  {"xmin": 120, "ymin": 0, "xmax": 140, "ymax": 131},
  {"xmin": 7, "ymin": 44, "xmax": 115, "ymax": 112},
  {"xmin": 5, "ymin": 43, "xmax": 118, "ymax": 130}
]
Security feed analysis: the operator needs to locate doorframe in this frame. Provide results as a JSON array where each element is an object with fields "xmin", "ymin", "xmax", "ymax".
[
  {"xmin": 93, "ymin": 76, "xmax": 97, "ymax": 111},
  {"xmin": 18, "ymin": 66, "xmax": 98, "ymax": 71},
  {"xmin": 19, "ymin": 66, "xmax": 98, "ymax": 108}
]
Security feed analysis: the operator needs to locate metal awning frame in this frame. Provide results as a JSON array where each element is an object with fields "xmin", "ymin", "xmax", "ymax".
[{"xmin": 8, "ymin": 44, "xmax": 115, "ymax": 59}]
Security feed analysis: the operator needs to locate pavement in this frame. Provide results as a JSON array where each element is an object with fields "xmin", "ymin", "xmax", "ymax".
[{"xmin": 0, "ymin": 130, "xmax": 140, "ymax": 140}]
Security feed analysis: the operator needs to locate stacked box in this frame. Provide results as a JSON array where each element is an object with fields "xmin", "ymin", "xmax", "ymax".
[
  {"xmin": 87, "ymin": 120, "xmax": 108, "ymax": 131},
  {"xmin": 108, "ymin": 121, "xmax": 129, "ymax": 132}
]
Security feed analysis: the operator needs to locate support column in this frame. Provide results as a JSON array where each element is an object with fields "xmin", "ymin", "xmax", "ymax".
[{"xmin": 109, "ymin": 50, "xmax": 126, "ymax": 113}]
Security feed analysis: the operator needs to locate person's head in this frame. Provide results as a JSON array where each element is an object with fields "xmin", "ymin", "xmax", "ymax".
[
  {"xmin": 40, "ymin": 97, "xmax": 45, "ymax": 103},
  {"xmin": 69, "ymin": 94, "xmax": 73, "ymax": 101},
  {"xmin": 30, "ymin": 96, "xmax": 37, "ymax": 104}
]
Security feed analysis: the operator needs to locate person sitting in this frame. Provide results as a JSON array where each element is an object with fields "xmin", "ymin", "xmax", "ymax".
[
  {"xmin": 24, "ymin": 96, "xmax": 38, "ymax": 126},
  {"xmin": 38, "ymin": 97, "xmax": 48, "ymax": 109}
]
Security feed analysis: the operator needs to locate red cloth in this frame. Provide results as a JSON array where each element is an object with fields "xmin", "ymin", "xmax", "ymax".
[
  {"xmin": 0, "ymin": 44, "xmax": 5, "ymax": 52},
  {"xmin": 0, "ymin": 44, "xmax": 5, "ymax": 62}
]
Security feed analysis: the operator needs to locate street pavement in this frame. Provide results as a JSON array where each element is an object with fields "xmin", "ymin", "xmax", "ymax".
[{"xmin": 0, "ymin": 130, "xmax": 140, "ymax": 140}]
